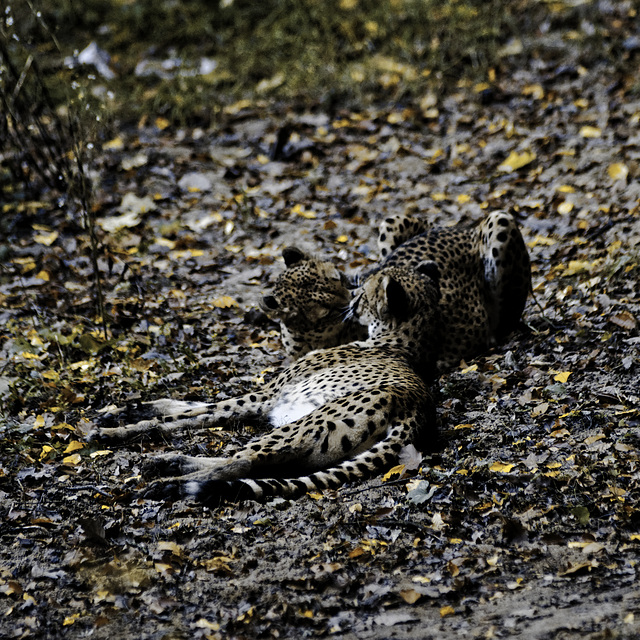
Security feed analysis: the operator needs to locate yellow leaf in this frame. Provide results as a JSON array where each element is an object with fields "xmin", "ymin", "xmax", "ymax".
[
  {"xmin": 608, "ymin": 162, "xmax": 629, "ymax": 181},
  {"xmin": 553, "ymin": 371, "xmax": 572, "ymax": 383},
  {"xmin": 155, "ymin": 117, "xmax": 170, "ymax": 130},
  {"xmin": 62, "ymin": 453, "xmax": 82, "ymax": 465},
  {"xmin": 562, "ymin": 260, "xmax": 595, "ymax": 276},
  {"xmin": 103, "ymin": 136, "xmax": 124, "ymax": 151},
  {"xmin": 399, "ymin": 589, "xmax": 422, "ymax": 604},
  {"xmin": 34, "ymin": 230, "xmax": 59, "ymax": 246},
  {"xmin": 299, "ymin": 609, "xmax": 314, "ymax": 618},
  {"xmin": 457, "ymin": 194, "xmax": 471, "ymax": 204},
  {"xmin": 453, "ymin": 423, "xmax": 473, "ymax": 430},
  {"xmin": 308, "ymin": 492, "xmax": 324, "ymax": 500},
  {"xmin": 195, "ymin": 619, "xmax": 221, "ymax": 631},
  {"xmin": 69, "ymin": 360, "xmax": 93, "ymax": 371},
  {"xmin": 431, "ymin": 192, "xmax": 447, "ymax": 201},
  {"xmin": 20, "ymin": 351, "xmax": 41, "ymax": 361},
  {"xmin": 556, "ymin": 184, "xmax": 575, "ymax": 193},
  {"xmin": 64, "ymin": 441, "xmax": 84, "ymax": 454},
  {"xmin": 34, "ymin": 415, "xmax": 45, "ymax": 427},
  {"xmin": 558, "ymin": 201, "xmax": 574, "ymax": 214},
  {"xmin": 36, "ymin": 270, "xmax": 50, "ymax": 282},
  {"xmin": 224, "ymin": 99, "xmax": 252, "ymax": 115},
  {"xmin": 154, "ymin": 562, "xmax": 174, "ymax": 575},
  {"xmin": 486, "ymin": 554, "xmax": 499, "ymax": 566},
  {"xmin": 527, "ymin": 235, "xmax": 556, "ymax": 247},
  {"xmin": 291, "ymin": 204, "xmax": 317, "ymax": 219},
  {"xmin": 579, "ymin": 125, "xmax": 601, "ymax": 138},
  {"xmin": 497, "ymin": 150, "xmax": 536, "ymax": 172},
  {"xmin": 490, "ymin": 461, "xmax": 514, "ymax": 473},
  {"xmin": 211, "ymin": 296, "xmax": 238, "ymax": 308},
  {"xmin": 256, "ymin": 72, "xmax": 285, "ymax": 93},
  {"xmin": 39, "ymin": 445, "xmax": 54, "ymax": 461},
  {"xmin": 336, "ymin": 235, "xmax": 348, "ymax": 244},
  {"xmin": 522, "ymin": 84, "xmax": 544, "ymax": 100},
  {"xmin": 460, "ymin": 364, "xmax": 478, "ymax": 374},
  {"xmin": 90, "ymin": 450, "xmax": 113, "ymax": 458},
  {"xmin": 51, "ymin": 422, "xmax": 73, "ymax": 430},
  {"xmin": 387, "ymin": 111, "xmax": 405, "ymax": 124},
  {"xmin": 63, "ymin": 614, "xmax": 81, "ymax": 626},
  {"xmin": 440, "ymin": 605, "xmax": 455, "ymax": 617},
  {"xmin": 382, "ymin": 464, "xmax": 405, "ymax": 481}
]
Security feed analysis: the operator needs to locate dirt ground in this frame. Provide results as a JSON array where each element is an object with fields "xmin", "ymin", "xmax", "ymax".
[{"xmin": 2, "ymin": 15, "xmax": 640, "ymax": 640}]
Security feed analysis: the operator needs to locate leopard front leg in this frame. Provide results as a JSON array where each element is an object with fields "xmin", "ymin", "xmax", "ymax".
[{"xmin": 95, "ymin": 391, "xmax": 273, "ymax": 440}]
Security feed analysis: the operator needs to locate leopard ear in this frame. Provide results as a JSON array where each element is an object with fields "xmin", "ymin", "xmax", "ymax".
[
  {"xmin": 262, "ymin": 295, "xmax": 278, "ymax": 310},
  {"xmin": 385, "ymin": 277, "xmax": 410, "ymax": 323},
  {"xmin": 417, "ymin": 260, "xmax": 440, "ymax": 291},
  {"xmin": 282, "ymin": 247, "xmax": 307, "ymax": 266}
]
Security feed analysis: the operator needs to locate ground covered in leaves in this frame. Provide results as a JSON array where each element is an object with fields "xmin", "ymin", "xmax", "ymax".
[{"xmin": 2, "ymin": 10, "xmax": 640, "ymax": 640}]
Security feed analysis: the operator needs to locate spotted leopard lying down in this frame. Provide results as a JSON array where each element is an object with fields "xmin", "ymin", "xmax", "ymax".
[
  {"xmin": 96, "ymin": 262, "xmax": 441, "ymax": 503},
  {"xmin": 263, "ymin": 211, "xmax": 531, "ymax": 371}
]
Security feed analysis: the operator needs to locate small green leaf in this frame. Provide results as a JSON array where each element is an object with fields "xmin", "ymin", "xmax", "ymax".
[{"xmin": 571, "ymin": 506, "xmax": 590, "ymax": 526}]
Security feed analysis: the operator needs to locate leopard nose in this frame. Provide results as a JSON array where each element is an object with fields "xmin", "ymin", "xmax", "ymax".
[{"xmin": 262, "ymin": 295, "xmax": 278, "ymax": 310}]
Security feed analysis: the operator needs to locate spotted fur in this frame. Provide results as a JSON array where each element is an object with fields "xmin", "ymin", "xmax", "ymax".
[
  {"xmin": 265, "ymin": 211, "xmax": 531, "ymax": 371},
  {"xmin": 261, "ymin": 247, "xmax": 366, "ymax": 359}
]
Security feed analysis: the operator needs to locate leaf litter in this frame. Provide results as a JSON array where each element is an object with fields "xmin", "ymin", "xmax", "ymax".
[{"xmin": 2, "ymin": 9, "xmax": 640, "ymax": 640}]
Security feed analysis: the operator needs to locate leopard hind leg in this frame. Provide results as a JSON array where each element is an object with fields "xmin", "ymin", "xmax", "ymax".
[
  {"xmin": 185, "ymin": 416, "xmax": 420, "ymax": 503},
  {"xmin": 477, "ymin": 211, "xmax": 531, "ymax": 339}
]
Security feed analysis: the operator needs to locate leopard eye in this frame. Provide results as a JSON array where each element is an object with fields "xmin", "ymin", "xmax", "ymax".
[{"xmin": 262, "ymin": 295, "xmax": 279, "ymax": 310}]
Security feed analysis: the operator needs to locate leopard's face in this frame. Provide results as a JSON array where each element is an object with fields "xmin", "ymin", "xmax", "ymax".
[
  {"xmin": 350, "ymin": 261, "xmax": 441, "ymax": 344},
  {"xmin": 262, "ymin": 256, "xmax": 352, "ymax": 333}
]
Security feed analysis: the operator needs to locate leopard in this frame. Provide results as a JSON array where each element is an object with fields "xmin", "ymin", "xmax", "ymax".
[
  {"xmin": 263, "ymin": 211, "xmax": 531, "ymax": 372},
  {"xmin": 96, "ymin": 261, "xmax": 442, "ymax": 504}
]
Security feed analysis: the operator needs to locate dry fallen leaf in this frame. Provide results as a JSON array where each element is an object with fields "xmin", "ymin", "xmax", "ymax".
[
  {"xmin": 579, "ymin": 125, "xmax": 601, "ymax": 138},
  {"xmin": 399, "ymin": 589, "xmax": 422, "ymax": 604},
  {"xmin": 382, "ymin": 464, "xmax": 405, "ymax": 481},
  {"xmin": 497, "ymin": 150, "xmax": 536, "ymax": 172},
  {"xmin": 609, "ymin": 311, "xmax": 636, "ymax": 330},
  {"xmin": 211, "ymin": 296, "xmax": 239, "ymax": 308},
  {"xmin": 608, "ymin": 162, "xmax": 629, "ymax": 181},
  {"xmin": 33, "ymin": 230, "xmax": 59, "ymax": 246},
  {"xmin": 490, "ymin": 461, "xmax": 514, "ymax": 473}
]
